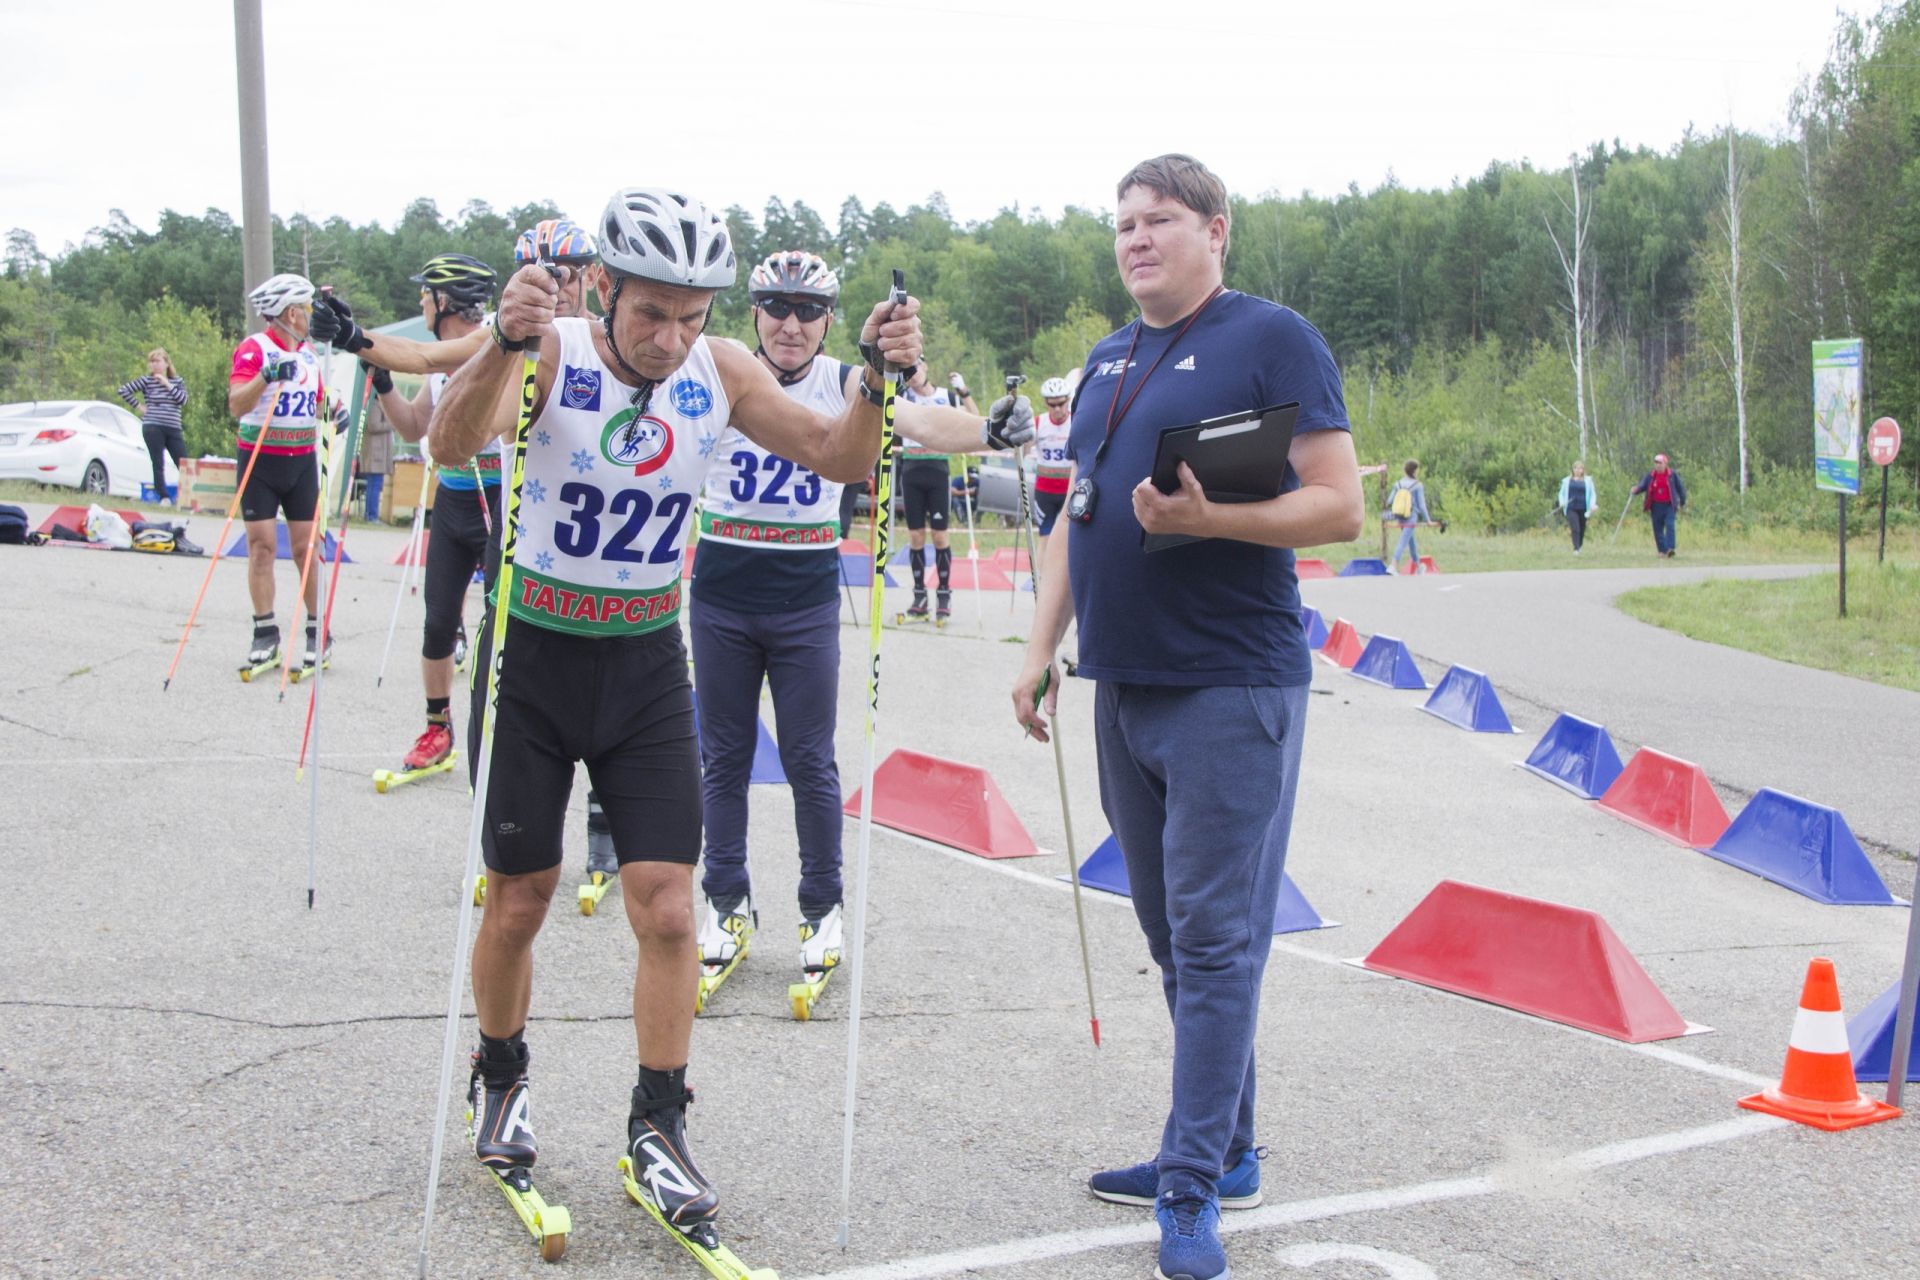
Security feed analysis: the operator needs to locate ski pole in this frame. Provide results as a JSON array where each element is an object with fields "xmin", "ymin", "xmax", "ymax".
[
  {"xmin": 296, "ymin": 451, "xmax": 357, "ymax": 909},
  {"xmin": 161, "ymin": 387, "xmax": 282, "ymax": 690},
  {"xmin": 1036, "ymin": 665, "xmax": 1099, "ymax": 1047},
  {"xmin": 1609, "ymin": 490, "xmax": 1636, "ymax": 543},
  {"xmin": 952, "ymin": 378, "xmax": 985, "ymax": 634},
  {"xmin": 417, "ymin": 259, "xmax": 575, "ymax": 1280},
  {"xmin": 276, "ymin": 371, "xmax": 341, "ymax": 700},
  {"xmin": 298, "ymin": 378, "xmax": 371, "ymax": 777},
  {"xmin": 1006, "ymin": 374, "xmax": 1035, "ymax": 604},
  {"xmin": 837, "ymin": 268, "xmax": 907, "ymax": 1252},
  {"xmin": 377, "ymin": 462, "xmax": 433, "ymax": 687}
]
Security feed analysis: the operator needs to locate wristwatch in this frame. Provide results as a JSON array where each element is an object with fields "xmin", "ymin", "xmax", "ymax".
[{"xmin": 491, "ymin": 312, "xmax": 526, "ymax": 353}]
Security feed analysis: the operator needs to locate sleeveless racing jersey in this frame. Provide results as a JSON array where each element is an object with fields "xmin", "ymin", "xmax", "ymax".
[
  {"xmin": 898, "ymin": 384, "xmax": 951, "ymax": 461},
  {"xmin": 1034, "ymin": 408, "xmax": 1072, "ymax": 495},
  {"xmin": 430, "ymin": 372, "xmax": 506, "ymax": 490},
  {"xmin": 507, "ymin": 317, "xmax": 729, "ymax": 637},
  {"xmin": 698, "ymin": 357, "xmax": 847, "ymax": 550},
  {"xmin": 232, "ymin": 331, "xmax": 323, "ymax": 455}
]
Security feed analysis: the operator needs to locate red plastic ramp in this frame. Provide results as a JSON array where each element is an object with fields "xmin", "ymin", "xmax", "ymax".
[
  {"xmin": 914, "ymin": 560, "xmax": 1014, "ymax": 591},
  {"xmin": 989, "ymin": 546, "xmax": 1032, "ymax": 573},
  {"xmin": 1318, "ymin": 617, "xmax": 1363, "ymax": 668},
  {"xmin": 843, "ymin": 748, "xmax": 1040, "ymax": 859},
  {"xmin": 34, "ymin": 505, "xmax": 145, "ymax": 537},
  {"xmin": 1361, "ymin": 880, "xmax": 1692, "ymax": 1042},
  {"xmin": 391, "ymin": 529, "xmax": 430, "ymax": 564},
  {"xmin": 1595, "ymin": 748, "xmax": 1731, "ymax": 848},
  {"xmin": 1296, "ymin": 557, "xmax": 1334, "ymax": 579}
]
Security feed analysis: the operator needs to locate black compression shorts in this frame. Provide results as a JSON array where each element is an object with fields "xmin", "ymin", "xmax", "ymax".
[
  {"xmin": 1035, "ymin": 488, "xmax": 1065, "ymax": 536},
  {"xmin": 423, "ymin": 484, "xmax": 499, "ymax": 660},
  {"xmin": 237, "ymin": 449, "xmax": 320, "ymax": 524},
  {"xmin": 900, "ymin": 457, "xmax": 950, "ymax": 531},
  {"xmin": 468, "ymin": 613, "xmax": 701, "ymax": 876}
]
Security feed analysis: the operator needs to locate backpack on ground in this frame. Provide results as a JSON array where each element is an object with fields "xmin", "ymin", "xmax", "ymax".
[{"xmin": 0, "ymin": 503, "xmax": 26, "ymax": 545}]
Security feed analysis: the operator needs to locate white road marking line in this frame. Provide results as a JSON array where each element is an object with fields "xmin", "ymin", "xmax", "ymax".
[
  {"xmin": 1277, "ymin": 1241, "xmax": 1439, "ymax": 1278},
  {"xmin": 793, "ymin": 1113, "xmax": 1786, "ymax": 1280},
  {"xmin": 0, "ymin": 752, "xmax": 396, "ymax": 766},
  {"xmin": 867, "ymin": 825, "xmax": 1776, "ymax": 1088}
]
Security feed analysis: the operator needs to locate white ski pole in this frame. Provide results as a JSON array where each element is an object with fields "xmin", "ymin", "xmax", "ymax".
[
  {"xmin": 378, "ymin": 463, "xmax": 431, "ymax": 687},
  {"xmin": 1036, "ymin": 665, "xmax": 1099, "ymax": 1046},
  {"xmin": 837, "ymin": 269, "xmax": 907, "ymax": 1251}
]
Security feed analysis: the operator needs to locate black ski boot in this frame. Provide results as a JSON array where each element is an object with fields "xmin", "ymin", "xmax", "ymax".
[
  {"xmin": 470, "ymin": 1032, "xmax": 537, "ymax": 1181},
  {"xmin": 935, "ymin": 589, "xmax": 952, "ymax": 623},
  {"xmin": 905, "ymin": 591, "xmax": 930, "ymax": 619},
  {"xmin": 626, "ymin": 1066, "xmax": 718, "ymax": 1235}
]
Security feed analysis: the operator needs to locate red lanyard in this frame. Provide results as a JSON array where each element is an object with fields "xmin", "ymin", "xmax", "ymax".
[{"xmin": 1095, "ymin": 285, "xmax": 1224, "ymax": 465}]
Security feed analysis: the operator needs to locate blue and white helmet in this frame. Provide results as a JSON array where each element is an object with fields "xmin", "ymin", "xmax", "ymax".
[
  {"xmin": 598, "ymin": 188, "xmax": 736, "ymax": 289},
  {"xmin": 248, "ymin": 272, "xmax": 315, "ymax": 317}
]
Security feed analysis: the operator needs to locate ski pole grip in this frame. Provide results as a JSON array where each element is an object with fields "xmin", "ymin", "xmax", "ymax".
[{"xmin": 889, "ymin": 268, "xmax": 906, "ymax": 307}]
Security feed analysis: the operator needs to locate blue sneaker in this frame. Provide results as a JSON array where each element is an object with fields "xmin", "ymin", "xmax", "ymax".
[
  {"xmin": 1154, "ymin": 1178, "xmax": 1228, "ymax": 1280},
  {"xmin": 1088, "ymin": 1146, "xmax": 1264, "ymax": 1209}
]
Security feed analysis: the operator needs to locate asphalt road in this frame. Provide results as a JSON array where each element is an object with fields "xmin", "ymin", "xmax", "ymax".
[{"xmin": 2, "ymin": 508, "xmax": 1915, "ymax": 1280}]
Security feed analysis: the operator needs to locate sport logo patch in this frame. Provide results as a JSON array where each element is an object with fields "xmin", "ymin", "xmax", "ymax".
[
  {"xmin": 601, "ymin": 410, "xmax": 675, "ymax": 475},
  {"xmin": 1095, "ymin": 358, "xmax": 1136, "ymax": 377},
  {"xmin": 669, "ymin": 378, "xmax": 713, "ymax": 419},
  {"xmin": 560, "ymin": 365, "xmax": 602, "ymax": 411}
]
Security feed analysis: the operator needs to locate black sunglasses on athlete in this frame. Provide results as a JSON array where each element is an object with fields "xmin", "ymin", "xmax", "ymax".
[{"xmin": 759, "ymin": 298, "xmax": 831, "ymax": 323}]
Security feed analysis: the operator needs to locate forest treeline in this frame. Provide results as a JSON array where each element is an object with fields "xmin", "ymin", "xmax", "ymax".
[{"xmin": 6, "ymin": 2, "xmax": 1920, "ymax": 532}]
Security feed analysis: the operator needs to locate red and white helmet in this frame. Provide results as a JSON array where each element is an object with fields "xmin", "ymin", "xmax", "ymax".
[{"xmin": 749, "ymin": 251, "xmax": 840, "ymax": 305}]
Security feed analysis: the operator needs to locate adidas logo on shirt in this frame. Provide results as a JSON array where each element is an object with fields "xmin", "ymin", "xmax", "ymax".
[{"xmin": 1174, "ymin": 355, "xmax": 1196, "ymax": 371}]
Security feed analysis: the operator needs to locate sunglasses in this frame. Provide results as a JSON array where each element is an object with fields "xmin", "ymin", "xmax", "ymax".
[{"xmin": 760, "ymin": 298, "xmax": 831, "ymax": 323}]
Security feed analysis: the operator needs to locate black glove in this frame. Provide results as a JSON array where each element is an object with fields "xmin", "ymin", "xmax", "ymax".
[
  {"xmin": 359, "ymin": 358, "xmax": 394, "ymax": 396},
  {"xmin": 261, "ymin": 353, "xmax": 300, "ymax": 383},
  {"xmin": 981, "ymin": 394, "xmax": 1035, "ymax": 450},
  {"xmin": 310, "ymin": 295, "xmax": 370, "ymax": 353}
]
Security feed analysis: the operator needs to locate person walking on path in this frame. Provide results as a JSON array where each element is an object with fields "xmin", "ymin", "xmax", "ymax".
[
  {"xmin": 1385, "ymin": 458, "xmax": 1429, "ymax": 573},
  {"xmin": 118, "ymin": 349, "xmax": 188, "ymax": 503},
  {"xmin": 1558, "ymin": 461, "xmax": 1596, "ymax": 554},
  {"xmin": 1011, "ymin": 153, "xmax": 1363, "ymax": 1280},
  {"xmin": 358, "ymin": 389, "xmax": 393, "ymax": 521},
  {"xmin": 1630, "ymin": 453, "xmax": 1687, "ymax": 557}
]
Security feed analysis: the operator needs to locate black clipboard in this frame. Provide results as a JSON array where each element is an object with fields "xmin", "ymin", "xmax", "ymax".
[{"xmin": 1142, "ymin": 402, "xmax": 1299, "ymax": 552}]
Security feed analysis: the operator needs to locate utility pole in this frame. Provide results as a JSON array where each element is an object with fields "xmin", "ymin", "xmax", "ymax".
[{"xmin": 234, "ymin": 0, "xmax": 272, "ymax": 328}]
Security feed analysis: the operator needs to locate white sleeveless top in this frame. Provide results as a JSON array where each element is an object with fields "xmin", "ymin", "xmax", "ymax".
[
  {"xmin": 507, "ymin": 317, "xmax": 730, "ymax": 637},
  {"xmin": 429, "ymin": 371, "xmax": 506, "ymax": 488},
  {"xmin": 1035, "ymin": 408, "xmax": 1072, "ymax": 481},
  {"xmin": 697, "ymin": 357, "xmax": 847, "ymax": 550},
  {"xmin": 236, "ymin": 334, "xmax": 323, "ymax": 454}
]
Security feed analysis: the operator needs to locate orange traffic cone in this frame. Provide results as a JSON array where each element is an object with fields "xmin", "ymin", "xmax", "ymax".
[{"xmin": 1738, "ymin": 957, "xmax": 1901, "ymax": 1131}]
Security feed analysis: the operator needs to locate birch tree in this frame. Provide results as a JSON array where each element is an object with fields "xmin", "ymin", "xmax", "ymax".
[
  {"xmin": 1719, "ymin": 125, "xmax": 1750, "ymax": 494},
  {"xmin": 1545, "ymin": 157, "xmax": 1595, "ymax": 461}
]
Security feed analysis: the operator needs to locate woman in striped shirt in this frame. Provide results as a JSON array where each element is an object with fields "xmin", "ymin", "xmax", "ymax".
[{"xmin": 117, "ymin": 348, "xmax": 189, "ymax": 503}]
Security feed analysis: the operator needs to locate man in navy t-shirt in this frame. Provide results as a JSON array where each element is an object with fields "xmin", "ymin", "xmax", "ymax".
[{"xmin": 1013, "ymin": 154, "xmax": 1362, "ymax": 1280}]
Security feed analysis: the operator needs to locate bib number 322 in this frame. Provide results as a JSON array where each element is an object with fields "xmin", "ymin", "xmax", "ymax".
[{"xmin": 555, "ymin": 483, "xmax": 692, "ymax": 563}]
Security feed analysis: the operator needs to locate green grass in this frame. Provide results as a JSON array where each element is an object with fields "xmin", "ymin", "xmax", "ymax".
[{"xmin": 1616, "ymin": 562, "xmax": 1920, "ymax": 692}]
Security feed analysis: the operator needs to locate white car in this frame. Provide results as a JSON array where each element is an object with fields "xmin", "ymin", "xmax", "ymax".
[{"xmin": 0, "ymin": 400, "xmax": 178, "ymax": 498}]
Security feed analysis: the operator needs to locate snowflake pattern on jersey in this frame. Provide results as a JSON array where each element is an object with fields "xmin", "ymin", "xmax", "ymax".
[
  {"xmin": 524, "ymin": 478, "xmax": 548, "ymax": 505},
  {"xmin": 616, "ymin": 568, "xmax": 631, "ymax": 583},
  {"xmin": 657, "ymin": 475, "xmax": 674, "ymax": 492},
  {"xmin": 569, "ymin": 448, "xmax": 594, "ymax": 474},
  {"xmin": 536, "ymin": 430, "xmax": 551, "ymax": 446},
  {"xmin": 533, "ymin": 551, "xmax": 554, "ymax": 572},
  {"xmin": 697, "ymin": 433, "xmax": 716, "ymax": 458}
]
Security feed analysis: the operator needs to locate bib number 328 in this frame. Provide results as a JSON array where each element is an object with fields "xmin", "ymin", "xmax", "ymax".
[{"xmin": 555, "ymin": 483, "xmax": 692, "ymax": 563}]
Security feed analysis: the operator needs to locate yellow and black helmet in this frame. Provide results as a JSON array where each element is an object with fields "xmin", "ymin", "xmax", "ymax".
[{"xmin": 410, "ymin": 253, "xmax": 497, "ymax": 310}]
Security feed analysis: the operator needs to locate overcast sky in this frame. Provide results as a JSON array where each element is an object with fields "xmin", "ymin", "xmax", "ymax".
[{"xmin": 4, "ymin": 0, "xmax": 1866, "ymax": 256}]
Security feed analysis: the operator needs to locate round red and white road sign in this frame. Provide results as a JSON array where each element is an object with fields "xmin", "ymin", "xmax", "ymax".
[{"xmin": 1868, "ymin": 417, "xmax": 1901, "ymax": 467}]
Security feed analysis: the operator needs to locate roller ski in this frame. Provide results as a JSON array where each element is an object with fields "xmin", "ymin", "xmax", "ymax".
[
  {"xmin": 453, "ymin": 623, "xmax": 470, "ymax": 672},
  {"xmin": 237, "ymin": 623, "xmax": 279, "ymax": 682},
  {"xmin": 694, "ymin": 894, "xmax": 754, "ymax": 1013},
  {"xmin": 787, "ymin": 904, "xmax": 842, "ymax": 1022},
  {"xmin": 935, "ymin": 589, "xmax": 952, "ymax": 627},
  {"xmin": 288, "ymin": 627, "xmax": 332, "ymax": 684},
  {"xmin": 578, "ymin": 795, "xmax": 619, "ymax": 916},
  {"xmin": 373, "ymin": 721, "xmax": 458, "ymax": 793},
  {"xmin": 467, "ymin": 1035, "xmax": 570, "ymax": 1263},
  {"xmin": 619, "ymin": 1070, "xmax": 776, "ymax": 1280},
  {"xmin": 894, "ymin": 590, "xmax": 941, "ymax": 627}
]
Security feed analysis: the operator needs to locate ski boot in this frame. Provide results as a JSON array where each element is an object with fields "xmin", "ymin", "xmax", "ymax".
[
  {"xmin": 373, "ymin": 720, "xmax": 457, "ymax": 793},
  {"xmin": 788, "ymin": 903, "xmax": 843, "ymax": 1021},
  {"xmin": 238, "ymin": 620, "xmax": 279, "ymax": 682},
  {"xmin": 896, "ymin": 591, "xmax": 931, "ymax": 626},
  {"xmin": 578, "ymin": 794, "xmax": 619, "ymax": 915},
  {"xmin": 695, "ymin": 893, "xmax": 754, "ymax": 1012},
  {"xmin": 290, "ymin": 626, "xmax": 332, "ymax": 683},
  {"xmin": 620, "ymin": 1069, "xmax": 776, "ymax": 1278},
  {"xmin": 466, "ymin": 1034, "xmax": 570, "ymax": 1262},
  {"xmin": 934, "ymin": 589, "xmax": 952, "ymax": 628}
]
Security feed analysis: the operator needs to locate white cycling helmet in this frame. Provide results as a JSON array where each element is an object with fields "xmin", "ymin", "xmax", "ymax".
[
  {"xmin": 598, "ymin": 187, "xmax": 737, "ymax": 289},
  {"xmin": 248, "ymin": 272, "xmax": 315, "ymax": 318},
  {"xmin": 1040, "ymin": 377, "xmax": 1071, "ymax": 399},
  {"xmin": 749, "ymin": 250, "xmax": 840, "ymax": 304}
]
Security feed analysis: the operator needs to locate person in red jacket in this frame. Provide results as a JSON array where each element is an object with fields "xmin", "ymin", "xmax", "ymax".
[{"xmin": 1629, "ymin": 453, "xmax": 1688, "ymax": 557}]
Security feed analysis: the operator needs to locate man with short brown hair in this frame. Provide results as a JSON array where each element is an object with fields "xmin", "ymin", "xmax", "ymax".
[{"xmin": 1013, "ymin": 154, "xmax": 1363, "ymax": 1280}]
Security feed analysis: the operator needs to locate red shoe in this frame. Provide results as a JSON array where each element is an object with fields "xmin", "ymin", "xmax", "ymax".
[{"xmin": 404, "ymin": 722, "xmax": 454, "ymax": 771}]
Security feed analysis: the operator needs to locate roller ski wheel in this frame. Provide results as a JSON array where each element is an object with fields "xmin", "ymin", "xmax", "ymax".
[
  {"xmin": 788, "ymin": 967, "xmax": 834, "ymax": 1021},
  {"xmin": 288, "ymin": 653, "xmax": 332, "ymax": 684},
  {"xmin": 619, "ymin": 1156, "xmax": 778, "ymax": 1280},
  {"xmin": 578, "ymin": 870, "xmax": 617, "ymax": 916},
  {"xmin": 789, "ymin": 905, "xmax": 843, "ymax": 1022},
  {"xmin": 371, "ymin": 752, "xmax": 457, "ymax": 794},
  {"xmin": 465, "ymin": 1110, "xmax": 569, "ymax": 1263},
  {"xmin": 473, "ymin": 873, "xmax": 487, "ymax": 906},
  {"xmin": 237, "ymin": 655, "xmax": 278, "ymax": 682}
]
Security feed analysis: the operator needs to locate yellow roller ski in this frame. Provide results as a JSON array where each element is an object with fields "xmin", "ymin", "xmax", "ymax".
[
  {"xmin": 694, "ymin": 942, "xmax": 750, "ymax": 1015},
  {"xmin": 578, "ymin": 870, "xmax": 617, "ymax": 916},
  {"xmin": 372, "ymin": 751, "xmax": 458, "ymax": 794},
  {"xmin": 618, "ymin": 1156, "xmax": 777, "ymax": 1280},
  {"xmin": 237, "ymin": 655, "xmax": 278, "ymax": 683},
  {"xmin": 788, "ymin": 966, "xmax": 835, "ymax": 1022},
  {"xmin": 287, "ymin": 653, "xmax": 332, "ymax": 684},
  {"xmin": 467, "ymin": 1109, "xmax": 571, "ymax": 1263},
  {"xmin": 473, "ymin": 874, "xmax": 487, "ymax": 907}
]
